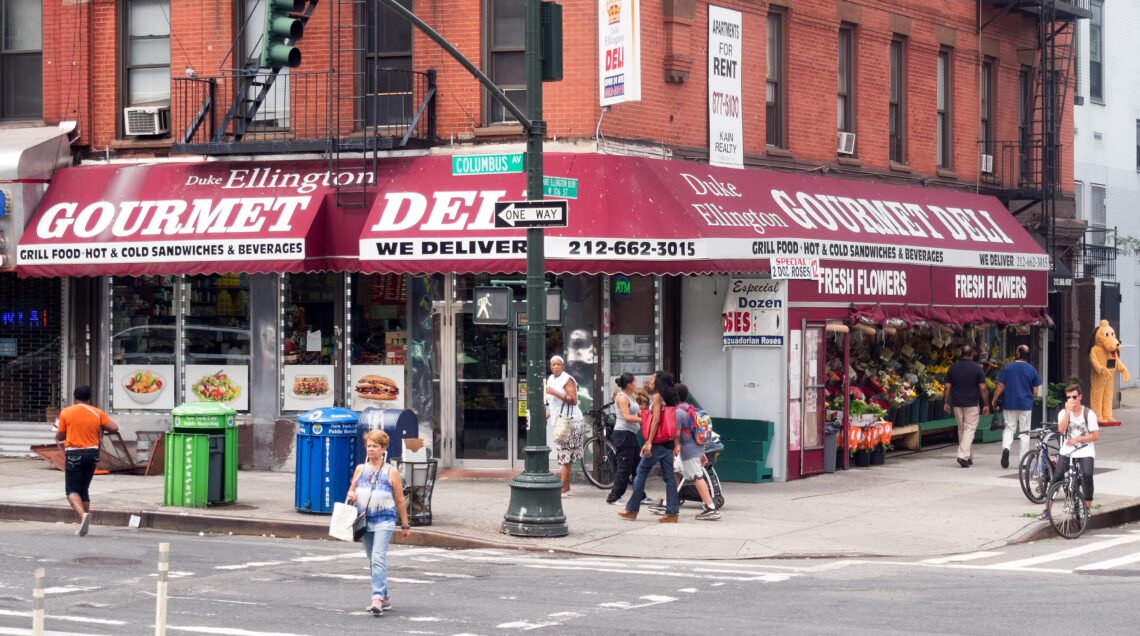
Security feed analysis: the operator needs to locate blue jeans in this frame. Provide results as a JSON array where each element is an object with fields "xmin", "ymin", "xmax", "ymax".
[
  {"xmin": 625, "ymin": 443, "xmax": 679, "ymax": 515},
  {"xmin": 361, "ymin": 521, "xmax": 395, "ymax": 600}
]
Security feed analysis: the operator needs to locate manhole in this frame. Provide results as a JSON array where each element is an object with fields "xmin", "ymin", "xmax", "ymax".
[{"xmin": 72, "ymin": 557, "xmax": 142, "ymax": 566}]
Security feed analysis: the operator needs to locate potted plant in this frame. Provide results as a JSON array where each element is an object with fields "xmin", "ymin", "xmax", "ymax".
[
  {"xmin": 869, "ymin": 421, "xmax": 893, "ymax": 465},
  {"xmin": 848, "ymin": 424, "xmax": 871, "ymax": 467}
]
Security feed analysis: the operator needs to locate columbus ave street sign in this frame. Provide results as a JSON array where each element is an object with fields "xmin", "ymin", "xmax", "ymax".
[{"xmin": 494, "ymin": 200, "xmax": 569, "ymax": 228}]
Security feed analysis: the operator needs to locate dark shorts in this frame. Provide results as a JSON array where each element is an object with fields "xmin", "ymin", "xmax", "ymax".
[{"xmin": 65, "ymin": 448, "xmax": 100, "ymax": 502}]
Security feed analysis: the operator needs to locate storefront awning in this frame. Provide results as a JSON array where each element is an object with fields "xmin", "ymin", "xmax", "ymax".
[
  {"xmin": 16, "ymin": 160, "xmax": 368, "ymax": 277},
  {"xmin": 849, "ymin": 304, "xmax": 1051, "ymax": 329},
  {"xmin": 357, "ymin": 154, "xmax": 1050, "ymax": 282}
]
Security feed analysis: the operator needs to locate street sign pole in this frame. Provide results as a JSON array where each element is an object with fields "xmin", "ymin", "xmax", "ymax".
[{"xmin": 502, "ymin": 0, "xmax": 568, "ymax": 537}]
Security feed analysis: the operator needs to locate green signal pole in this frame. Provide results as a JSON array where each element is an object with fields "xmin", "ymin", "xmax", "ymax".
[{"xmin": 501, "ymin": 0, "xmax": 567, "ymax": 537}]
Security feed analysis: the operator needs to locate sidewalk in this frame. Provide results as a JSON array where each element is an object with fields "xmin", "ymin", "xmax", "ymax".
[{"xmin": 4, "ymin": 395, "xmax": 1140, "ymax": 559}]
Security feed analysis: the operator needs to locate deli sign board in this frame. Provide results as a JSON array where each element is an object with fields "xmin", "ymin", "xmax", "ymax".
[
  {"xmin": 16, "ymin": 161, "xmax": 371, "ymax": 277},
  {"xmin": 722, "ymin": 279, "xmax": 785, "ymax": 347},
  {"xmin": 599, "ymin": 0, "xmax": 641, "ymax": 106}
]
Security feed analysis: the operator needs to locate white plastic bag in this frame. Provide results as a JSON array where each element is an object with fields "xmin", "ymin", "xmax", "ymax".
[{"xmin": 329, "ymin": 501, "xmax": 361, "ymax": 542}]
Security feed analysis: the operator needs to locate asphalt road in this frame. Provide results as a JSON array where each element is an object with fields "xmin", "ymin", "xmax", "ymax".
[{"xmin": 1, "ymin": 520, "xmax": 1139, "ymax": 635}]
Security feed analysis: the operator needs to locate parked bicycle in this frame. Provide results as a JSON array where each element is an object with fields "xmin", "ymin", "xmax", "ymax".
[
  {"xmin": 580, "ymin": 401, "xmax": 617, "ymax": 489},
  {"xmin": 1045, "ymin": 443, "xmax": 1091, "ymax": 540},
  {"xmin": 1018, "ymin": 423, "xmax": 1060, "ymax": 504}
]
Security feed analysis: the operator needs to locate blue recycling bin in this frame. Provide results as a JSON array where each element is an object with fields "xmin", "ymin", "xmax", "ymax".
[
  {"xmin": 295, "ymin": 407, "xmax": 360, "ymax": 514},
  {"xmin": 357, "ymin": 408, "xmax": 419, "ymax": 463}
]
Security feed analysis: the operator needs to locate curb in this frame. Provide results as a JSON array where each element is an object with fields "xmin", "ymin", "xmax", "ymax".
[
  {"xmin": 0, "ymin": 503, "xmax": 531, "ymax": 552},
  {"xmin": 1009, "ymin": 500, "xmax": 1140, "ymax": 544}
]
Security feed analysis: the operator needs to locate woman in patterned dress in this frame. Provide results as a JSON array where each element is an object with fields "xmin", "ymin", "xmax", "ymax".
[{"xmin": 545, "ymin": 355, "xmax": 584, "ymax": 496}]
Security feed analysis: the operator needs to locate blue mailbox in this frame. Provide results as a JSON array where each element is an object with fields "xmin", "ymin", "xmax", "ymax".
[
  {"xmin": 295, "ymin": 407, "xmax": 360, "ymax": 514},
  {"xmin": 357, "ymin": 408, "xmax": 419, "ymax": 463}
]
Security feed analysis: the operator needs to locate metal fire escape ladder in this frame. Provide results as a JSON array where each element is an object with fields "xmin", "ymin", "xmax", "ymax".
[
  {"xmin": 331, "ymin": 0, "xmax": 376, "ymax": 208},
  {"xmin": 1032, "ymin": 1, "xmax": 1076, "ymax": 263}
]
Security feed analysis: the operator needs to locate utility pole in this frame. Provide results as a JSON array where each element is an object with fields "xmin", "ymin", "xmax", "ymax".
[{"xmin": 501, "ymin": 0, "xmax": 568, "ymax": 537}]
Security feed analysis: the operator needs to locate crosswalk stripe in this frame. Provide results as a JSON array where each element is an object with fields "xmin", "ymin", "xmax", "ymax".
[
  {"xmin": 0, "ymin": 627, "xmax": 110, "ymax": 636},
  {"xmin": 518, "ymin": 563, "xmax": 793, "ymax": 582},
  {"xmin": 981, "ymin": 535, "xmax": 1140, "ymax": 570},
  {"xmin": 1075, "ymin": 550, "xmax": 1140, "ymax": 571},
  {"xmin": 921, "ymin": 551, "xmax": 1004, "ymax": 565}
]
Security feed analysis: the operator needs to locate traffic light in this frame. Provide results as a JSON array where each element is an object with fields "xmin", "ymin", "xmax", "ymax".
[
  {"xmin": 261, "ymin": 0, "xmax": 306, "ymax": 68},
  {"xmin": 541, "ymin": 2, "xmax": 563, "ymax": 82}
]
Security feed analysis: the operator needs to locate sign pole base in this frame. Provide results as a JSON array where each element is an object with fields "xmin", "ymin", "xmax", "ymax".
[{"xmin": 502, "ymin": 460, "xmax": 568, "ymax": 537}]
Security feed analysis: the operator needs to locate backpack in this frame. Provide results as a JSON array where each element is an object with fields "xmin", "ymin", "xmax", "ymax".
[
  {"xmin": 641, "ymin": 405, "xmax": 678, "ymax": 444},
  {"xmin": 679, "ymin": 403, "xmax": 713, "ymax": 445}
]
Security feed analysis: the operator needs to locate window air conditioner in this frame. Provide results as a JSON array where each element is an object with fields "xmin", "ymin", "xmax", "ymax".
[
  {"xmin": 124, "ymin": 105, "xmax": 171, "ymax": 136},
  {"xmin": 980, "ymin": 153, "xmax": 994, "ymax": 174},
  {"xmin": 837, "ymin": 131, "xmax": 856, "ymax": 155}
]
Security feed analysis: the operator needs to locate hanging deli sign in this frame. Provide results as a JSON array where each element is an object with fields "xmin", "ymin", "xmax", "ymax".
[
  {"xmin": 599, "ymin": 0, "xmax": 641, "ymax": 106},
  {"xmin": 708, "ymin": 5, "xmax": 743, "ymax": 169},
  {"xmin": 722, "ymin": 279, "xmax": 785, "ymax": 347},
  {"xmin": 16, "ymin": 161, "xmax": 372, "ymax": 277}
]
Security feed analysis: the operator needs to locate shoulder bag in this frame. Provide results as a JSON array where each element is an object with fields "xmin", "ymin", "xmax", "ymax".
[{"xmin": 553, "ymin": 404, "xmax": 573, "ymax": 446}]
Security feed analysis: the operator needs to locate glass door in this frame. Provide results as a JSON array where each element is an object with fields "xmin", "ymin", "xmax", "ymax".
[{"xmin": 800, "ymin": 322, "xmax": 827, "ymax": 476}]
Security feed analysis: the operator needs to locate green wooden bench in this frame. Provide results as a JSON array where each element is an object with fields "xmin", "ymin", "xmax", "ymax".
[{"xmin": 713, "ymin": 418, "xmax": 775, "ymax": 483}]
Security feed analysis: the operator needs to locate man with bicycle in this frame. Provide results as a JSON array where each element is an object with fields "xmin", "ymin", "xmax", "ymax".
[{"xmin": 1051, "ymin": 382, "xmax": 1099, "ymax": 517}]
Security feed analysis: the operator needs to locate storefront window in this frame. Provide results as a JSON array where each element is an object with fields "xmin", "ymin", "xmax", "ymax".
[
  {"xmin": 0, "ymin": 274, "xmax": 61, "ymax": 421},
  {"xmin": 347, "ymin": 273, "xmax": 408, "ymax": 412},
  {"xmin": 110, "ymin": 276, "xmax": 176, "ymax": 411},
  {"xmin": 608, "ymin": 275, "xmax": 656, "ymax": 389},
  {"xmin": 282, "ymin": 273, "xmax": 340, "ymax": 411},
  {"xmin": 183, "ymin": 274, "xmax": 251, "ymax": 411}
]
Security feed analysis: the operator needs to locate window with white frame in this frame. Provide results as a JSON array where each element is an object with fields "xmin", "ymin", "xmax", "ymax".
[
  {"xmin": 0, "ymin": 0, "xmax": 41, "ymax": 119},
  {"xmin": 1089, "ymin": 0, "xmax": 1103, "ymax": 102},
  {"xmin": 124, "ymin": 0, "xmax": 171, "ymax": 107},
  {"xmin": 837, "ymin": 24, "xmax": 854, "ymax": 136}
]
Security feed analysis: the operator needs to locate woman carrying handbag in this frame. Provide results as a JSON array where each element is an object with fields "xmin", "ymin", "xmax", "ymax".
[
  {"xmin": 346, "ymin": 429, "xmax": 411, "ymax": 616},
  {"xmin": 545, "ymin": 355, "xmax": 584, "ymax": 497}
]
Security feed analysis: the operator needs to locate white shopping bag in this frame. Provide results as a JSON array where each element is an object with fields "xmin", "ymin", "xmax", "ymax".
[{"xmin": 328, "ymin": 501, "xmax": 360, "ymax": 542}]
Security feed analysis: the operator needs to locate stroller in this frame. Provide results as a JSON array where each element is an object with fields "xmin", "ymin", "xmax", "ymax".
[{"xmin": 653, "ymin": 432, "xmax": 726, "ymax": 510}]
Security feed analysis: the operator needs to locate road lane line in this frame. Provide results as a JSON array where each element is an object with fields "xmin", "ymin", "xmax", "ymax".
[
  {"xmin": 167, "ymin": 627, "xmax": 311, "ymax": 636},
  {"xmin": 520, "ymin": 563, "xmax": 792, "ymax": 582},
  {"xmin": 214, "ymin": 561, "xmax": 286, "ymax": 570},
  {"xmin": 0, "ymin": 609, "xmax": 126, "ymax": 625},
  {"xmin": 983, "ymin": 535, "xmax": 1140, "ymax": 569},
  {"xmin": 0, "ymin": 628, "xmax": 111, "ymax": 636},
  {"xmin": 922, "ymin": 551, "xmax": 1004, "ymax": 564},
  {"xmin": 1075, "ymin": 550, "xmax": 1140, "ymax": 571}
]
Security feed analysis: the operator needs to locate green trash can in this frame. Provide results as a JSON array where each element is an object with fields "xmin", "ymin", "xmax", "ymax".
[{"xmin": 164, "ymin": 402, "xmax": 238, "ymax": 507}]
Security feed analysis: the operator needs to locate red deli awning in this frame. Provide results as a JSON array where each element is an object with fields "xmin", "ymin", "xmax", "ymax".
[{"xmin": 16, "ymin": 160, "xmax": 370, "ymax": 277}]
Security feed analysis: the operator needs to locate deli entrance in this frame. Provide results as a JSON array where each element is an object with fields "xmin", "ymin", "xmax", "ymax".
[{"xmin": 434, "ymin": 300, "xmax": 555, "ymax": 469}]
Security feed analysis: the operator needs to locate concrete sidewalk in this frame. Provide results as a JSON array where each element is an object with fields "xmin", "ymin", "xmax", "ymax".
[{"xmin": 5, "ymin": 398, "xmax": 1140, "ymax": 559}]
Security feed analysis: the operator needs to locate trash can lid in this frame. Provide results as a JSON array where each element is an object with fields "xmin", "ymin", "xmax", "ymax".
[
  {"xmin": 172, "ymin": 402, "xmax": 237, "ymax": 417},
  {"xmin": 297, "ymin": 407, "xmax": 360, "ymax": 424}
]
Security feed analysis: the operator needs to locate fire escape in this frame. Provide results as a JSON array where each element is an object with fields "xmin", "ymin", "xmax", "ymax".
[
  {"xmin": 169, "ymin": 0, "xmax": 437, "ymax": 208},
  {"xmin": 977, "ymin": 0, "xmax": 1113, "ymax": 286}
]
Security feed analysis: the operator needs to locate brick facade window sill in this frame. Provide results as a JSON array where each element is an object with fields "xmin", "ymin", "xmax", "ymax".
[
  {"xmin": 765, "ymin": 145, "xmax": 793, "ymax": 159},
  {"xmin": 888, "ymin": 161, "xmax": 912, "ymax": 173},
  {"xmin": 836, "ymin": 156, "xmax": 862, "ymax": 167},
  {"xmin": 111, "ymin": 137, "xmax": 173, "ymax": 150},
  {"xmin": 473, "ymin": 124, "xmax": 524, "ymax": 138},
  {"xmin": 935, "ymin": 168, "xmax": 958, "ymax": 179}
]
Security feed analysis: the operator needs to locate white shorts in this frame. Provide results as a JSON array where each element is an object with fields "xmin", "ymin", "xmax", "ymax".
[{"xmin": 680, "ymin": 457, "xmax": 704, "ymax": 480}]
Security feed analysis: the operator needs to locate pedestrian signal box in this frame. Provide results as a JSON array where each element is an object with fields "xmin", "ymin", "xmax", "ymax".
[{"xmin": 472, "ymin": 287, "xmax": 511, "ymax": 325}]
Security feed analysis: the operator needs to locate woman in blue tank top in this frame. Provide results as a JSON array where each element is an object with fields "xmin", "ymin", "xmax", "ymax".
[{"xmin": 347, "ymin": 429, "xmax": 410, "ymax": 616}]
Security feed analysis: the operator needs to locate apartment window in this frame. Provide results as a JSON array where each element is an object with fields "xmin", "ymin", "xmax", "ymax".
[
  {"xmin": 980, "ymin": 57, "xmax": 995, "ymax": 168},
  {"xmin": 1073, "ymin": 23, "xmax": 1081, "ymax": 103},
  {"xmin": 889, "ymin": 36, "xmax": 906, "ymax": 164},
  {"xmin": 837, "ymin": 24, "xmax": 854, "ymax": 135},
  {"xmin": 1135, "ymin": 120, "xmax": 1139, "ymax": 170},
  {"xmin": 765, "ymin": 9, "xmax": 786, "ymax": 148},
  {"xmin": 1090, "ymin": 184, "xmax": 1107, "ymax": 246},
  {"xmin": 1, "ymin": 0, "xmax": 42, "ymax": 119},
  {"xmin": 124, "ymin": 0, "xmax": 171, "ymax": 107},
  {"xmin": 486, "ymin": 0, "xmax": 525, "ymax": 124},
  {"xmin": 1089, "ymin": 0, "xmax": 1103, "ymax": 101},
  {"xmin": 1074, "ymin": 181, "xmax": 1084, "ymax": 220},
  {"xmin": 365, "ymin": 0, "xmax": 413, "ymax": 126},
  {"xmin": 936, "ymin": 48, "xmax": 952, "ymax": 169}
]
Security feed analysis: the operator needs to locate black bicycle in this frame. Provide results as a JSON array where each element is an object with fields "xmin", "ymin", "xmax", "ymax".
[
  {"xmin": 1045, "ymin": 444, "xmax": 1091, "ymax": 540},
  {"xmin": 580, "ymin": 401, "xmax": 618, "ymax": 489},
  {"xmin": 1018, "ymin": 424, "xmax": 1060, "ymax": 504}
]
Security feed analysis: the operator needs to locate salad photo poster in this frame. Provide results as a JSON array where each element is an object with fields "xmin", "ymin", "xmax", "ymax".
[
  {"xmin": 283, "ymin": 365, "xmax": 335, "ymax": 411},
  {"xmin": 112, "ymin": 365, "xmax": 175, "ymax": 410},
  {"xmin": 185, "ymin": 365, "xmax": 249, "ymax": 411}
]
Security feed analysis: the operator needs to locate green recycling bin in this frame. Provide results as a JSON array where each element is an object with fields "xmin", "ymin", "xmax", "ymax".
[{"xmin": 164, "ymin": 402, "xmax": 238, "ymax": 507}]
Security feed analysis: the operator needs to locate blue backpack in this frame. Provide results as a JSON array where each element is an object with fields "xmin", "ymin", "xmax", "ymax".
[{"xmin": 679, "ymin": 404, "xmax": 713, "ymax": 446}]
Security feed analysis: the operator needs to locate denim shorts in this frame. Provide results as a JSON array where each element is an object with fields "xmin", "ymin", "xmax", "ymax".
[{"xmin": 65, "ymin": 449, "xmax": 100, "ymax": 501}]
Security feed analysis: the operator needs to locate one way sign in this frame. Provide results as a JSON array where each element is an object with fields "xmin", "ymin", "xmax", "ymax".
[{"xmin": 494, "ymin": 200, "xmax": 569, "ymax": 228}]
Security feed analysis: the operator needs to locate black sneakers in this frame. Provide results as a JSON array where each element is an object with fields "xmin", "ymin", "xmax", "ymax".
[
  {"xmin": 957, "ymin": 458, "xmax": 970, "ymax": 468},
  {"xmin": 1001, "ymin": 449, "xmax": 1010, "ymax": 469}
]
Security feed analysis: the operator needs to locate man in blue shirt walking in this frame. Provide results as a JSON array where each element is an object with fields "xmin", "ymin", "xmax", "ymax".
[{"xmin": 991, "ymin": 345, "xmax": 1042, "ymax": 468}]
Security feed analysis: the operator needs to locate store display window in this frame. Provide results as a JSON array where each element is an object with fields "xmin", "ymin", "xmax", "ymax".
[
  {"xmin": 348, "ymin": 273, "xmax": 408, "ymax": 411},
  {"xmin": 182, "ymin": 274, "xmax": 251, "ymax": 411},
  {"xmin": 282, "ymin": 273, "xmax": 341, "ymax": 411},
  {"xmin": 110, "ymin": 276, "xmax": 177, "ymax": 411},
  {"xmin": 608, "ymin": 275, "xmax": 656, "ymax": 387}
]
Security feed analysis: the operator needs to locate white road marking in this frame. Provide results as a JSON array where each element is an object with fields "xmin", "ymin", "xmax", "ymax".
[
  {"xmin": 215, "ymin": 561, "xmax": 287, "ymax": 570},
  {"xmin": 0, "ymin": 628, "xmax": 111, "ymax": 636},
  {"xmin": 289, "ymin": 553, "xmax": 360, "ymax": 563},
  {"xmin": 599, "ymin": 595, "xmax": 677, "ymax": 610},
  {"xmin": 1075, "ymin": 550, "xmax": 1140, "ymax": 571},
  {"xmin": 302, "ymin": 573, "xmax": 433, "ymax": 584},
  {"xmin": 497, "ymin": 620, "xmax": 562, "ymax": 630},
  {"xmin": 141, "ymin": 592, "xmax": 267, "ymax": 606},
  {"xmin": 520, "ymin": 563, "xmax": 792, "ymax": 582},
  {"xmin": 982, "ymin": 535, "xmax": 1140, "ymax": 570},
  {"xmin": 678, "ymin": 588, "xmax": 699, "ymax": 593},
  {"xmin": 547, "ymin": 612, "xmax": 583, "ymax": 618},
  {"xmin": 0, "ymin": 609, "xmax": 126, "ymax": 625},
  {"xmin": 148, "ymin": 571, "xmax": 194, "ymax": 579},
  {"xmin": 168, "ymin": 627, "xmax": 311, "ymax": 636},
  {"xmin": 419, "ymin": 572, "xmax": 475, "ymax": 579},
  {"xmin": 406, "ymin": 617, "xmax": 445, "ymax": 622},
  {"xmin": 42, "ymin": 586, "xmax": 98, "ymax": 595},
  {"xmin": 921, "ymin": 551, "xmax": 1004, "ymax": 565}
]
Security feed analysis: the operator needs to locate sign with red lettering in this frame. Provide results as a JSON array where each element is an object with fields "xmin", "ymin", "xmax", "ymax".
[
  {"xmin": 722, "ymin": 279, "xmax": 785, "ymax": 346},
  {"xmin": 599, "ymin": 0, "xmax": 641, "ymax": 106}
]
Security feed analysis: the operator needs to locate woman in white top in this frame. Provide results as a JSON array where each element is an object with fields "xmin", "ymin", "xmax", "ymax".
[
  {"xmin": 1053, "ymin": 382, "xmax": 1099, "ymax": 511},
  {"xmin": 606, "ymin": 373, "xmax": 642, "ymax": 505},
  {"xmin": 545, "ymin": 355, "xmax": 584, "ymax": 496}
]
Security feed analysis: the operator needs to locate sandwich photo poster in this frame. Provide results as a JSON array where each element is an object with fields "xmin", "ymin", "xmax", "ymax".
[
  {"xmin": 184, "ymin": 365, "xmax": 250, "ymax": 411},
  {"xmin": 351, "ymin": 365, "xmax": 405, "ymax": 410},
  {"xmin": 283, "ymin": 364, "xmax": 335, "ymax": 411}
]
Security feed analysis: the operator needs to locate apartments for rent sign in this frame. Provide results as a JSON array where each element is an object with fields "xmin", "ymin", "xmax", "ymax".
[
  {"xmin": 708, "ymin": 6, "xmax": 743, "ymax": 168},
  {"xmin": 599, "ymin": 0, "xmax": 641, "ymax": 106}
]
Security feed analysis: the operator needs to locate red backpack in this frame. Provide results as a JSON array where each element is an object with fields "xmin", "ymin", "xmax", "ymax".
[{"xmin": 641, "ymin": 405, "xmax": 678, "ymax": 444}]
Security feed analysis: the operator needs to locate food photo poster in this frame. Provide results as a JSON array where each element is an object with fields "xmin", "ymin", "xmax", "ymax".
[
  {"xmin": 184, "ymin": 365, "xmax": 250, "ymax": 411},
  {"xmin": 283, "ymin": 364, "xmax": 335, "ymax": 411},
  {"xmin": 112, "ymin": 365, "xmax": 176, "ymax": 411},
  {"xmin": 351, "ymin": 365, "xmax": 405, "ymax": 410}
]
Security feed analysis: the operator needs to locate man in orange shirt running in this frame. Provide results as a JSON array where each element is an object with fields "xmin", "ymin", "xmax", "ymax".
[{"xmin": 55, "ymin": 386, "xmax": 118, "ymax": 536}]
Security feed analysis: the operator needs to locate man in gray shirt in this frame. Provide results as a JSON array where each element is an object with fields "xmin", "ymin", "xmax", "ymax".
[{"xmin": 943, "ymin": 345, "xmax": 990, "ymax": 468}]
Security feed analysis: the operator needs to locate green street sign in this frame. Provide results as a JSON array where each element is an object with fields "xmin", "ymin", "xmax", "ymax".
[
  {"xmin": 542, "ymin": 176, "xmax": 578, "ymax": 199},
  {"xmin": 452, "ymin": 153, "xmax": 525, "ymax": 176}
]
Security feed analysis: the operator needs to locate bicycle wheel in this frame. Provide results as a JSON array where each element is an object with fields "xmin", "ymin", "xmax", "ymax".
[
  {"xmin": 581, "ymin": 437, "xmax": 617, "ymax": 490},
  {"xmin": 1018, "ymin": 449, "xmax": 1049, "ymax": 504},
  {"xmin": 1045, "ymin": 479, "xmax": 1088, "ymax": 540}
]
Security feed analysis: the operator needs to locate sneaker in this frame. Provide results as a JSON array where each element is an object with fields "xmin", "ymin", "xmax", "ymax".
[
  {"xmin": 648, "ymin": 505, "xmax": 667, "ymax": 516},
  {"xmin": 696, "ymin": 508, "xmax": 721, "ymax": 521},
  {"xmin": 1001, "ymin": 449, "xmax": 1010, "ymax": 469},
  {"xmin": 560, "ymin": 491, "xmax": 572, "ymax": 498},
  {"xmin": 76, "ymin": 513, "xmax": 90, "ymax": 537},
  {"xmin": 617, "ymin": 510, "xmax": 637, "ymax": 521},
  {"xmin": 967, "ymin": 458, "xmax": 974, "ymax": 466},
  {"xmin": 640, "ymin": 495, "xmax": 654, "ymax": 504},
  {"xmin": 380, "ymin": 597, "xmax": 392, "ymax": 611},
  {"xmin": 368, "ymin": 601, "xmax": 383, "ymax": 616},
  {"xmin": 1037, "ymin": 510, "xmax": 1049, "ymax": 521},
  {"xmin": 606, "ymin": 498, "xmax": 625, "ymax": 506},
  {"xmin": 957, "ymin": 458, "xmax": 970, "ymax": 468}
]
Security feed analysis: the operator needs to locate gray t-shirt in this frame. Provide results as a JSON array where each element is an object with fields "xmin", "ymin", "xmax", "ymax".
[
  {"xmin": 676, "ymin": 404, "xmax": 702, "ymax": 461},
  {"xmin": 612, "ymin": 393, "xmax": 641, "ymax": 434}
]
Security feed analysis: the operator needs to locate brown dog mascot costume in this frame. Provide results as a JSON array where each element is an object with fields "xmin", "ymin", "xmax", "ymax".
[{"xmin": 1089, "ymin": 319, "xmax": 1130, "ymax": 423}]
